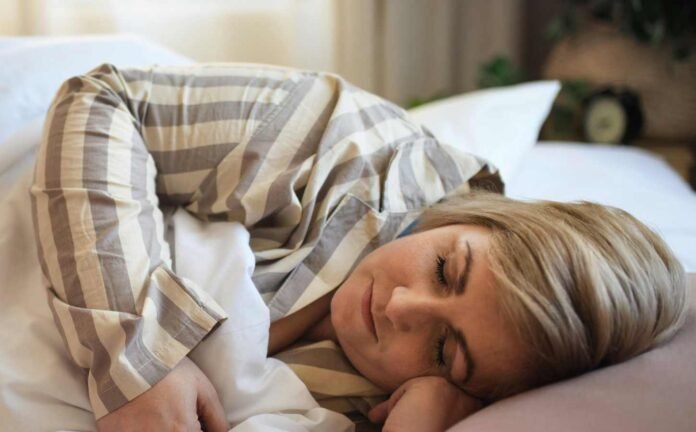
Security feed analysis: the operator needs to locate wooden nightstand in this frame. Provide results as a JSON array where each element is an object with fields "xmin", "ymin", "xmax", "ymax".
[{"xmin": 635, "ymin": 140, "xmax": 696, "ymax": 190}]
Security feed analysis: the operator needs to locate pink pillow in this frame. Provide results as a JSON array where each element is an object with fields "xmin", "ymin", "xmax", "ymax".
[{"xmin": 450, "ymin": 275, "xmax": 696, "ymax": 432}]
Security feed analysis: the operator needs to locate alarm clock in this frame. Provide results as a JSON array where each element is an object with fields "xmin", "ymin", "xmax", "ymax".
[{"xmin": 583, "ymin": 87, "xmax": 643, "ymax": 144}]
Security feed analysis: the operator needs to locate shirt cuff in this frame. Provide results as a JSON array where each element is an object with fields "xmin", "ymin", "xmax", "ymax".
[{"xmin": 47, "ymin": 266, "xmax": 227, "ymax": 419}]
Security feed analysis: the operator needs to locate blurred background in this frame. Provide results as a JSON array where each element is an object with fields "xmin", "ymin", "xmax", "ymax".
[{"xmin": 1, "ymin": 0, "xmax": 694, "ymax": 183}]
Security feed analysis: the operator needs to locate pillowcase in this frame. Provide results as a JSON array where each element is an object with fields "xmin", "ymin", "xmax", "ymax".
[
  {"xmin": 0, "ymin": 34, "xmax": 193, "ymax": 147},
  {"xmin": 407, "ymin": 81, "xmax": 560, "ymax": 182}
]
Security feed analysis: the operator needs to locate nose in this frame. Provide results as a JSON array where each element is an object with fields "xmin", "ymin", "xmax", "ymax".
[{"xmin": 384, "ymin": 285, "xmax": 438, "ymax": 332}]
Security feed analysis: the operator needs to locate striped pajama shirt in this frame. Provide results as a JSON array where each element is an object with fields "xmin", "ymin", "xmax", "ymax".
[{"xmin": 29, "ymin": 62, "xmax": 498, "ymax": 419}]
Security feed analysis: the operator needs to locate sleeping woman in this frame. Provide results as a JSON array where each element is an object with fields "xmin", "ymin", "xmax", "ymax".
[{"xmin": 30, "ymin": 63, "xmax": 689, "ymax": 432}]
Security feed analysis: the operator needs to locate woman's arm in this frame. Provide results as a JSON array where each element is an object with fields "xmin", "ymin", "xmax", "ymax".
[
  {"xmin": 96, "ymin": 357, "xmax": 227, "ymax": 432},
  {"xmin": 30, "ymin": 62, "xmax": 299, "ymax": 424},
  {"xmin": 268, "ymin": 291, "xmax": 334, "ymax": 355}
]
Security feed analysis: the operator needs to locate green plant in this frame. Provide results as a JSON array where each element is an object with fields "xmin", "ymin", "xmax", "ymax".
[
  {"xmin": 546, "ymin": 80, "xmax": 592, "ymax": 139},
  {"xmin": 477, "ymin": 55, "xmax": 526, "ymax": 89},
  {"xmin": 548, "ymin": 0, "xmax": 696, "ymax": 60},
  {"xmin": 405, "ymin": 92, "xmax": 449, "ymax": 110}
]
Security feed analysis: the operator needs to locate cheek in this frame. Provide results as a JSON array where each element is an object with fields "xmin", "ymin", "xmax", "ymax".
[{"xmin": 345, "ymin": 336, "xmax": 426, "ymax": 391}]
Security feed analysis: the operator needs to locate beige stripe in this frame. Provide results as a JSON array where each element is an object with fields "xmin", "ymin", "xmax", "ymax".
[
  {"xmin": 154, "ymin": 268, "xmax": 221, "ymax": 331},
  {"xmin": 252, "ymin": 243, "xmax": 313, "ymax": 265},
  {"xmin": 58, "ymin": 90, "xmax": 112, "ymax": 310},
  {"xmin": 64, "ymin": 190, "xmax": 111, "ymax": 309},
  {"xmin": 159, "ymin": 168, "xmax": 215, "ymax": 197},
  {"xmin": 281, "ymin": 339, "xmax": 337, "ymax": 353},
  {"xmin": 275, "ymin": 348, "xmax": 358, "ymax": 375},
  {"xmin": 140, "ymin": 296, "xmax": 190, "ymax": 366},
  {"xmin": 124, "ymin": 63, "xmax": 301, "ymax": 83},
  {"xmin": 207, "ymin": 144, "xmax": 246, "ymax": 215},
  {"xmin": 31, "ymin": 103, "xmax": 56, "ymax": 276},
  {"xmin": 247, "ymin": 237, "xmax": 284, "ymax": 252},
  {"xmin": 331, "ymin": 82, "xmax": 404, "ymax": 118},
  {"xmin": 306, "ymin": 117, "xmax": 419, "ymax": 200},
  {"xmin": 31, "ymin": 129, "xmax": 68, "ymax": 301},
  {"xmin": 258, "ymin": 156, "xmax": 314, "ymax": 230},
  {"xmin": 287, "ymin": 364, "xmax": 384, "ymax": 397},
  {"xmin": 141, "ymin": 119, "xmax": 260, "ymax": 152},
  {"xmin": 90, "ymin": 311, "xmax": 151, "ymax": 400},
  {"xmin": 143, "ymin": 82, "xmax": 290, "ymax": 106},
  {"xmin": 49, "ymin": 294, "xmax": 92, "ymax": 367},
  {"xmin": 31, "ymin": 97, "xmax": 84, "ymax": 303},
  {"xmin": 241, "ymin": 76, "xmax": 336, "ymax": 225},
  {"xmin": 104, "ymin": 114, "xmax": 154, "ymax": 307},
  {"xmin": 88, "ymin": 372, "xmax": 109, "ymax": 420}
]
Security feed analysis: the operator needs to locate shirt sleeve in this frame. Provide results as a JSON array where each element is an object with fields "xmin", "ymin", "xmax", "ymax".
[{"xmin": 28, "ymin": 62, "xmax": 308, "ymax": 418}]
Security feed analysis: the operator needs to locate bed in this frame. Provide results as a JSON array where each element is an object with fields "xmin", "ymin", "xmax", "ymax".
[{"xmin": 1, "ymin": 35, "xmax": 694, "ymax": 432}]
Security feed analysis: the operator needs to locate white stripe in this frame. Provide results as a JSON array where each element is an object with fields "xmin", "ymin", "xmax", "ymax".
[{"xmin": 142, "ymin": 119, "xmax": 261, "ymax": 152}]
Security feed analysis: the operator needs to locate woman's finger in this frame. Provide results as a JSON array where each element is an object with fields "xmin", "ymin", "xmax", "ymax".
[
  {"xmin": 368, "ymin": 380, "xmax": 412, "ymax": 424},
  {"xmin": 367, "ymin": 399, "xmax": 390, "ymax": 424},
  {"xmin": 196, "ymin": 379, "xmax": 228, "ymax": 432}
]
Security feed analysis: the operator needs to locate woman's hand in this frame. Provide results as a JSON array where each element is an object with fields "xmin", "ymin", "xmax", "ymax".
[
  {"xmin": 96, "ymin": 356, "xmax": 227, "ymax": 432},
  {"xmin": 368, "ymin": 376, "xmax": 483, "ymax": 432}
]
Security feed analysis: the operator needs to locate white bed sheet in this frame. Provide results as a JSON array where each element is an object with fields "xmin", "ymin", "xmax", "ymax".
[{"xmin": 0, "ymin": 169, "xmax": 353, "ymax": 432}]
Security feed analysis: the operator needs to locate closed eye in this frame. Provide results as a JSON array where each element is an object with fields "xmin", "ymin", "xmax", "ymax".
[{"xmin": 435, "ymin": 255, "xmax": 447, "ymax": 285}]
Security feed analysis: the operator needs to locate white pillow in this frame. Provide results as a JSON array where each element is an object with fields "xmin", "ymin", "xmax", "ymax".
[
  {"xmin": 407, "ymin": 81, "xmax": 560, "ymax": 182},
  {"xmin": 0, "ymin": 34, "xmax": 193, "ymax": 147},
  {"xmin": 506, "ymin": 143, "xmax": 696, "ymax": 272}
]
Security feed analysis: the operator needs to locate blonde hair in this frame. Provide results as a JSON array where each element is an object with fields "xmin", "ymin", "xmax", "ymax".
[{"xmin": 413, "ymin": 191, "xmax": 689, "ymax": 398}]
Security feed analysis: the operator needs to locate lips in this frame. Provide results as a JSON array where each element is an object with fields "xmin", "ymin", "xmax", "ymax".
[{"xmin": 361, "ymin": 280, "xmax": 378, "ymax": 341}]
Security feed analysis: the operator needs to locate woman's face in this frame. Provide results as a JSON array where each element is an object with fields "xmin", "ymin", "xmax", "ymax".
[{"xmin": 330, "ymin": 224, "xmax": 531, "ymax": 399}]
